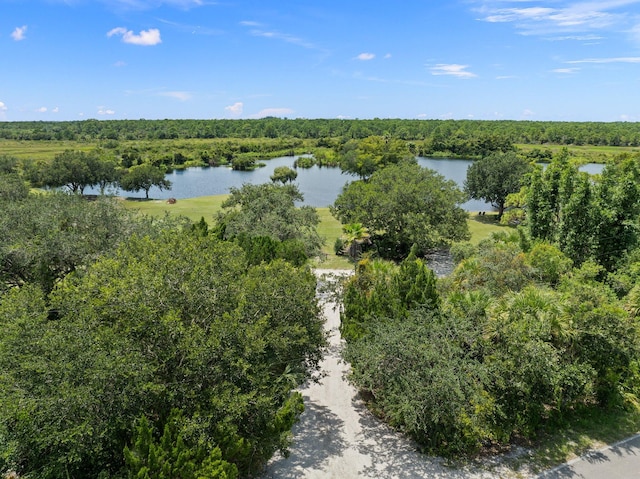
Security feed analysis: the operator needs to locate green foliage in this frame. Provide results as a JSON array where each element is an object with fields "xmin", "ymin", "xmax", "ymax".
[
  {"xmin": 217, "ymin": 182, "xmax": 323, "ymax": 257},
  {"xmin": 124, "ymin": 411, "xmax": 238, "ymax": 479},
  {"xmin": 344, "ymin": 308, "xmax": 493, "ymax": 455},
  {"xmin": 120, "ymin": 163, "xmax": 172, "ymax": 199},
  {"xmin": 526, "ymin": 151, "xmax": 640, "ymax": 270},
  {"xmin": 340, "ymin": 253, "xmax": 439, "ymax": 341},
  {"xmin": 234, "ymin": 233, "xmax": 308, "ymax": 266},
  {"xmin": 332, "ymin": 160, "xmax": 469, "ymax": 259},
  {"xmin": 464, "ymin": 151, "xmax": 532, "ymax": 217},
  {"xmin": 33, "ymin": 149, "xmax": 98, "ymax": 193},
  {"xmin": 0, "ymin": 231, "xmax": 324, "ymax": 478},
  {"xmin": 0, "ymin": 193, "xmax": 154, "ymax": 293},
  {"xmin": 0, "ymin": 172, "xmax": 29, "ymax": 201},
  {"xmin": 270, "ymin": 166, "xmax": 298, "ymax": 184},
  {"xmin": 339, "ymin": 136, "xmax": 410, "ymax": 179},
  {"xmin": 343, "ymin": 232, "xmax": 640, "ymax": 456},
  {"xmin": 340, "ymin": 222, "xmax": 371, "ymax": 260}
]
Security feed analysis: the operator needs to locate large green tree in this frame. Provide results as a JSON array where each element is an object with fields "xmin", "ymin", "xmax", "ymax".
[
  {"xmin": 0, "ymin": 192, "xmax": 155, "ymax": 294},
  {"xmin": 0, "ymin": 231, "xmax": 325, "ymax": 478},
  {"xmin": 464, "ymin": 151, "xmax": 532, "ymax": 218},
  {"xmin": 35, "ymin": 150, "xmax": 101, "ymax": 194},
  {"xmin": 332, "ymin": 160, "xmax": 469, "ymax": 259},
  {"xmin": 119, "ymin": 163, "xmax": 172, "ymax": 199},
  {"xmin": 216, "ymin": 183, "xmax": 323, "ymax": 257}
]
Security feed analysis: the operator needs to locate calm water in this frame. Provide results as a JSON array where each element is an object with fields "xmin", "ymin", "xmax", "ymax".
[{"xmin": 91, "ymin": 157, "xmax": 605, "ymax": 212}]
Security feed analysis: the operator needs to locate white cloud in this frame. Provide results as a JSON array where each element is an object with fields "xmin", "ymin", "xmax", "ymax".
[
  {"xmin": 384, "ymin": 53, "xmax": 392, "ymax": 59},
  {"xmin": 356, "ymin": 53, "xmax": 375, "ymax": 61},
  {"xmin": 36, "ymin": 107, "xmax": 47, "ymax": 113},
  {"xmin": 522, "ymin": 109, "xmax": 535, "ymax": 117},
  {"xmin": 250, "ymin": 107, "xmax": 294, "ymax": 119},
  {"xmin": 0, "ymin": 102, "xmax": 7, "ymax": 111},
  {"xmin": 475, "ymin": 0, "xmax": 640, "ymax": 37},
  {"xmin": 417, "ymin": 113, "xmax": 428, "ymax": 119},
  {"xmin": 159, "ymin": 91, "xmax": 192, "ymax": 101},
  {"xmin": 52, "ymin": 107, "xmax": 59, "ymax": 113},
  {"xmin": 11, "ymin": 25, "xmax": 27, "ymax": 41},
  {"xmin": 430, "ymin": 64, "xmax": 477, "ymax": 78},
  {"xmin": 98, "ymin": 108, "xmax": 116, "ymax": 115},
  {"xmin": 107, "ymin": 27, "xmax": 162, "ymax": 46},
  {"xmin": 567, "ymin": 56, "xmax": 640, "ymax": 63},
  {"xmin": 225, "ymin": 102, "xmax": 243, "ymax": 116}
]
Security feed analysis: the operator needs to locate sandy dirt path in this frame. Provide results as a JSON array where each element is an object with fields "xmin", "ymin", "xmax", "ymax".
[{"xmin": 262, "ymin": 271, "xmax": 513, "ymax": 479}]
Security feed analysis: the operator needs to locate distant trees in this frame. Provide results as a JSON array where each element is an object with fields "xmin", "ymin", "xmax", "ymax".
[
  {"xmin": 464, "ymin": 151, "xmax": 532, "ymax": 217},
  {"xmin": 339, "ymin": 136, "xmax": 411, "ymax": 179},
  {"xmin": 332, "ymin": 160, "xmax": 469, "ymax": 259},
  {"xmin": 271, "ymin": 165, "xmax": 298, "ymax": 184}
]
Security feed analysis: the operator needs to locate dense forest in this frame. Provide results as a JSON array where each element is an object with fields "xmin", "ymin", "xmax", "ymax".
[{"xmin": 2, "ymin": 117, "xmax": 640, "ymax": 146}]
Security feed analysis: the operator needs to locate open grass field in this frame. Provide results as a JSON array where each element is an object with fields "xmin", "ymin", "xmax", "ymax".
[
  {"xmin": 122, "ymin": 195, "xmax": 510, "ymax": 269},
  {"xmin": 515, "ymin": 143, "xmax": 640, "ymax": 164}
]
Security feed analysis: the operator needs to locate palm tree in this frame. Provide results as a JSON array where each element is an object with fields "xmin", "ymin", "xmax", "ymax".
[{"xmin": 341, "ymin": 222, "xmax": 371, "ymax": 260}]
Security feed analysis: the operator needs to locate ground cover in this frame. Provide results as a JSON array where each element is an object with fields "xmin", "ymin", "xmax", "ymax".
[{"xmin": 515, "ymin": 143, "xmax": 640, "ymax": 164}]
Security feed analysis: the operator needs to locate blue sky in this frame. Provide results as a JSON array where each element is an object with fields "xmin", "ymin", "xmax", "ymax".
[{"xmin": 2, "ymin": 0, "xmax": 640, "ymax": 121}]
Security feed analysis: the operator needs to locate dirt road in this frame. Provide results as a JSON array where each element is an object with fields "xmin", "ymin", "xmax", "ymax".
[{"xmin": 262, "ymin": 272, "xmax": 510, "ymax": 478}]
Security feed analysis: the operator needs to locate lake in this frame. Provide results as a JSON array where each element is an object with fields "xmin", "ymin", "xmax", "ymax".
[{"xmin": 92, "ymin": 157, "xmax": 605, "ymax": 212}]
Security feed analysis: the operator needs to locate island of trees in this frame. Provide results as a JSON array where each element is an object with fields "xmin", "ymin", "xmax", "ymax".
[{"xmin": 1, "ymin": 118, "xmax": 640, "ymax": 477}]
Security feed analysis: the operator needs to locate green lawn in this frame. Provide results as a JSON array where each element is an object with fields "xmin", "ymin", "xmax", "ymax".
[{"xmin": 122, "ymin": 195, "xmax": 508, "ymax": 270}]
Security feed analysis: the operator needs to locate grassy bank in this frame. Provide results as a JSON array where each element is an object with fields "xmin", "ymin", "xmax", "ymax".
[{"xmin": 122, "ymin": 195, "xmax": 509, "ymax": 269}]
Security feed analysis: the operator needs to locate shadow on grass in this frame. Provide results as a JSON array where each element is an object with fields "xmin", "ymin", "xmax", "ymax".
[{"xmin": 469, "ymin": 212, "xmax": 502, "ymax": 225}]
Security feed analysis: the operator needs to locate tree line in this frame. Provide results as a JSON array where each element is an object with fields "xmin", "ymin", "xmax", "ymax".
[{"xmin": 2, "ymin": 117, "xmax": 640, "ymax": 147}]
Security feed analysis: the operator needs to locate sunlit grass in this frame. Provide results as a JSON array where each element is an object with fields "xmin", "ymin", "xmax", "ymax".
[
  {"xmin": 121, "ymin": 195, "xmax": 229, "ymax": 223},
  {"xmin": 466, "ymin": 212, "xmax": 513, "ymax": 244}
]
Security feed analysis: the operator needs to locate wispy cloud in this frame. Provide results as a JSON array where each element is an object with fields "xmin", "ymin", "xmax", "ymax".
[
  {"xmin": 474, "ymin": 0, "xmax": 640, "ymax": 37},
  {"xmin": 239, "ymin": 21, "xmax": 326, "ymax": 53},
  {"xmin": 158, "ymin": 91, "xmax": 192, "ymax": 101},
  {"xmin": 0, "ymin": 102, "xmax": 7, "ymax": 112},
  {"xmin": 97, "ymin": 107, "xmax": 116, "ymax": 115},
  {"xmin": 36, "ymin": 107, "xmax": 47, "ymax": 113},
  {"xmin": 11, "ymin": 25, "xmax": 27, "ymax": 41},
  {"xmin": 225, "ymin": 102, "xmax": 243, "ymax": 116},
  {"xmin": 567, "ymin": 56, "xmax": 640, "ymax": 63},
  {"xmin": 430, "ymin": 64, "xmax": 477, "ymax": 78},
  {"xmin": 356, "ymin": 53, "xmax": 375, "ymax": 61},
  {"xmin": 249, "ymin": 107, "xmax": 294, "ymax": 119},
  {"xmin": 553, "ymin": 67, "xmax": 580, "ymax": 73},
  {"xmin": 156, "ymin": 18, "xmax": 222, "ymax": 35},
  {"xmin": 107, "ymin": 27, "xmax": 162, "ymax": 45}
]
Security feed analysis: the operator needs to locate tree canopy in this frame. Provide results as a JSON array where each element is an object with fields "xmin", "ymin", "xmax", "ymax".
[
  {"xmin": 332, "ymin": 160, "xmax": 470, "ymax": 259},
  {"xmin": 216, "ymin": 182, "xmax": 323, "ymax": 258},
  {"xmin": 464, "ymin": 151, "xmax": 532, "ymax": 217},
  {"xmin": 119, "ymin": 163, "xmax": 172, "ymax": 199},
  {"xmin": 0, "ymin": 230, "xmax": 325, "ymax": 478}
]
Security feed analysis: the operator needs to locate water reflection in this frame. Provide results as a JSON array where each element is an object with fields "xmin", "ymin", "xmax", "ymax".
[{"xmin": 86, "ymin": 156, "xmax": 604, "ymax": 212}]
